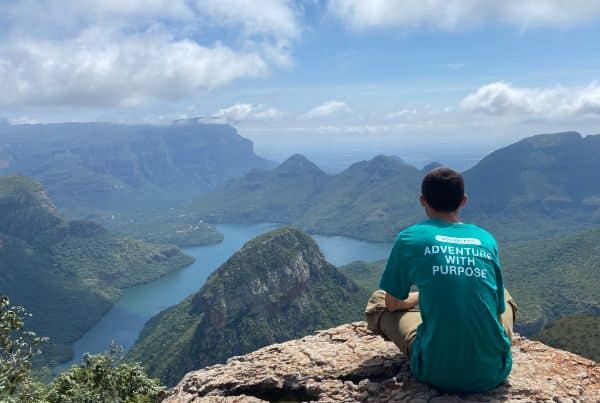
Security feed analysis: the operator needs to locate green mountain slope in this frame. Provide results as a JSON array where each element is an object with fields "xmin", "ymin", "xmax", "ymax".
[
  {"xmin": 191, "ymin": 154, "xmax": 424, "ymax": 242},
  {"xmin": 193, "ymin": 154, "xmax": 328, "ymax": 223},
  {"xmin": 98, "ymin": 211, "xmax": 223, "ymax": 247},
  {"xmin": 190, "ymin": 132, "xmax": 600, "ymax": 243},
  {"xmin": 338, "ymin": 259, "xmax": 386, "ymax": 290},
  {"xmin": 0, "ymin": 175, "xmax": 193, "ymax": 365},
  {"xmin": 298, "ymin": 156, "xmax": 422, "ymax": 240},
  {"xmin": 463, "ymin": 131, "xmax": 600, "ymax": 239},
  {"xmin": 500, "ymin": 228, "xmax": 600, "ymax": 335},
  {"xmin": 0, "ymin": 121, "xmax": 272, "ymax": 218},
  {"xmin": 532, "ymin": 315, "xmax": 600, "ymax": 362},
  {"xmin": 339, "ymin": 228, "xmax": 600, "ymax": 336},
  {"xmin": 128, "ymin": 227, "xmax": 370, "ymax": 386}
]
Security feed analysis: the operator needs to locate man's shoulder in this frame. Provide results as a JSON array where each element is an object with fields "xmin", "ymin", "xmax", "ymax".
[
  {"xmin": 396, "ymin": 220, "xmax": 499, "ymax": 248},
  {"xmin": 463, "ymin": 223, "xmax": 498, "ymax": 247},
  {"xmin": 394, "ymin": 221, "xmax": 434, "ymax": 245},
  {"xmin": 396, "ymin": 221, "xmax": 428, "ymax": 237}
]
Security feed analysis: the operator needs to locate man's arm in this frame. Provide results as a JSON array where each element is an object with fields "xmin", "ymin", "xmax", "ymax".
[{"xmin": 385, "ymin": 291, "xmax": 419, "ymax": 312}]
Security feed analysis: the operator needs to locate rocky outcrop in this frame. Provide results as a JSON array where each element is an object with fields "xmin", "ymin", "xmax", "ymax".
[{"xmin": 164, "ymin": 322, "xmax": 599, "ymax": 402}]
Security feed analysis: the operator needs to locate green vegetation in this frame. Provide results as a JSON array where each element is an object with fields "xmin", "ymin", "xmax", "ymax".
[
  {"xmin": 0, "ymin": 175, "xmax": 194, "ymax": 366},
  {"xmin": 501, "ymin": 229, "xmax": 600, "ymax": 335},
  {"xmin": 0, "ymin": 296, "xmax": 48, "ymax": 400},
  {"xmin": 532, "ymin": 315, "xmax": 600, "ymax": 362},
  {"xmin": 191, "ymin": 132, "xmax": 600, "ymax": 243},
  {"xmin": 98, "ymin": 211, "xmax": 223, "ymax": 247},
  {"xmin": 45, "ymin": 345, "xmax": 163, "ymax": 403},
  {"xmin": 1, "ymin": 296, "xmax": 163, "ymax": 403},
  {"xmin": 463, "ymin": 132, "xmax": 600, "ymax": 240},
  {"xmin": 339, "ymin": 259, "xmax": 386, "ymax": 290},
  {"xmin": 0, "ymin": 122, "xmax": 272, "ymax": 217},
  {"xmin": 129, "ymin": 227, "xmax": 370, "ymax": 386},
  {"xmin": 191, "ymin": 154, "xmax": 423, "ymax": 242}
]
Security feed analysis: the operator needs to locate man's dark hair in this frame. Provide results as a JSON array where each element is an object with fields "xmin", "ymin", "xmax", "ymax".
[{"xmin": 421, "ymin": 167, "xmax": 465, "ymax": 212}]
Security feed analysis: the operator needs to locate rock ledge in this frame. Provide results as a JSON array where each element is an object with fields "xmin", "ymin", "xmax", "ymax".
[{"xmin": 164, "ymin": 322, "xmax": 599, "ymax": 402}]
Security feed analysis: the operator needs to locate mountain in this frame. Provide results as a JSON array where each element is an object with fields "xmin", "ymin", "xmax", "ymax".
[
  {"xmin": 533, "ymin": 315, "xmax": 600, "ymax": 362},
  {"xmin": 190, "ymin": 132, "xmax": 600, "ymax": 243},
  {"xmin": 128, "ymin": 227, "xmax": 369, "ymax": 386},
  {"xmin": 0, "ymin": 121, "xmax": 272, "ymax": 217},
  {"xmin": 463, "ymin": 131, "xmax": 600, "ymax": 239},
  {"xmin": 500, "ymin": 228, "xmax": 600, "ymax": 334},
  {"xmin": 339, "ymin": 227, "xmax": 600, "ymax": 336},
  {"xmin": 191, "ymin": 154, "xmax": 423, "ymax": 241},
  {"xmin": 192, "ymin": 154, "xmax": 328, "ymax": 223},
  {"xmin": 299, "ymin": 155, "xmax": 422, "ymax": 239},
  {"xmin": 0, "ymin": 175, "xmax": 193, "ymax": 365},
  {"xmin": 338, "ymin": 259, "xmax": 386, "ymax": 290},
  {"xmin": 164, "ymin": 322, "xmax": 599, "ymax": 402},
  {"xmin": 421, "ymin": 161, "xmax": 443, "ymax": 172}
]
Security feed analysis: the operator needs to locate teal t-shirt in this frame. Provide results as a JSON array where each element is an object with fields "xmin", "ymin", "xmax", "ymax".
[{"xmin": 379, "ymin": 218, "xmax": 511, "ymax": 393}]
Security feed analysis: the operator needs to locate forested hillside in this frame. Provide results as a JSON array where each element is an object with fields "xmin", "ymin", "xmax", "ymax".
[
  {"xmin": 0, "ymin": 121, "xmax": 272, "ymax": 217},
  {"xmin": 0, "ymin": 175, "xmax": 193, "ymax": 365},
  {"xmin": 191, "ymin": 154, "xmax": 423, "ymax": 241},
  {"xmin": 128, "ymin": 228, "xmax": 369, "ymax": 385},
  {"xmin": 462, "ymin": 131, "xmax": 600, "ymax": 239},
  {"xmin": 190, "ymin": 132, "xmax": 600, "ymax": 243},
  {"xmin": 533, "ymin": 315, "xmax": 600, "ymax": 362}
]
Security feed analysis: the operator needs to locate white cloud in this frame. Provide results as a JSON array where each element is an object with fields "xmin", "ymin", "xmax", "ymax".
[
  {"xmin": 328, "ymin": 0, "xmax": 600, "ymax": 30},
  {"xmin": 386, "ymin": 109, "xmax": 417, "ymax": 120},
  {"xmin": 303, "ymin": 100, "xmax": 350, "ymax": 119},
  {"xmin": 214, "ymin": 104, "xmax": 283, "ymax": 123},
  {"xmin": 194, "ymin": 0, "xmax": 299, "ymax": 39},
  {"xmin": 4, "ymin": 0, "xmax": 299, "ymax": 36},
  {"xmin": 2, "ymin": 0, "xmax": 195, "ymax": 35},
  {"xmin": 0, "ymin": 29, "xmax": 267, "ymax": 107},
  {"xmin": 214, "ymin": 104, "xmax": 255, "ymax": 122},
  {"xmin": 254, "ymin": 107, "xmax": 284, "ymax": 120},
  {"xmin": 193, "ymin": 0, "xmax": 300, "ymax": 68},
  {"xmin": 460, "ymin": 81, "xmax": 600, "ymax": 117},
  {"xmin": 0, "ymin": 0, "xmax": 300, "ymax": 108},
  {"xmin": 568, "ymin": 84, "xmax": 600, "ymax": 115}
]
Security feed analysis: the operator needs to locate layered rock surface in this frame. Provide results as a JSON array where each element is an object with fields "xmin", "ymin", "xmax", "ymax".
[{"xmin": 164, "ymin": 322, "xmax": 599, "ymax": 402}]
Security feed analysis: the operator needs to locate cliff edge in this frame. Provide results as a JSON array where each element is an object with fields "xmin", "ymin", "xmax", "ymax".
[{"xmin": 164, "ymin": 322, "xmax": 599, "ymax": 402}]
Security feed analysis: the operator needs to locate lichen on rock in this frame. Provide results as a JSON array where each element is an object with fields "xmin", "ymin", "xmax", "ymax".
[{"xmin": 163, "ymin": 322, "xmax": 599, "ymax": 402}]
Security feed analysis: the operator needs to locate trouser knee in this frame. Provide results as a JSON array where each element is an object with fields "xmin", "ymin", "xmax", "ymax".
[{"xmin": 364, "ymin": 290, "xmax": 422, "ymax": 356}]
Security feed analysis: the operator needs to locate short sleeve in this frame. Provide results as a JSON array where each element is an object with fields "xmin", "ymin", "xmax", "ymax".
[{"xmin": 379, "ymin": 234, "xmax": 411, "ymax": 300}]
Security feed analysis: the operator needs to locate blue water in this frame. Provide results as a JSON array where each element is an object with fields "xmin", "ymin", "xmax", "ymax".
[{"xmin": 60, "ymin": 223, "xmax": 391, "ymax": 370}]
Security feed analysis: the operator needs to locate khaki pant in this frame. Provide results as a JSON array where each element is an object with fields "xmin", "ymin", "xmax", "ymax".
[{"xmin": 365, "ymin": 289, "xmax": 517, "ymax": 357}]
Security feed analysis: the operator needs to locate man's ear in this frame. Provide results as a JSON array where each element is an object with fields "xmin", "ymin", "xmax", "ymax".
[
  {"xmin": 420, "ymin": 195, "xmax": 427, "ymax": 207},
  {"xmin": 460, "ymin": 194, "xmax": 468, "ymax": 208}
]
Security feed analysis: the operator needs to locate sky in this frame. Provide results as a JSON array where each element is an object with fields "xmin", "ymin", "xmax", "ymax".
[{"xmin": 1, "ymin": 0, "xmax": 600, "ymax": 169}]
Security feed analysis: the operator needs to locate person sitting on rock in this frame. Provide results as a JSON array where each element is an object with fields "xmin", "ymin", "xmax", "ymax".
[{"xmin": 365, "ymin": 167, "xmax": 517, "ymax": 393}]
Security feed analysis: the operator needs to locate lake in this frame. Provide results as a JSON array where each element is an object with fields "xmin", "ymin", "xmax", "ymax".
[{"xmin": 60, "ymin": 223, "xmax": 392, "ymax": 369}]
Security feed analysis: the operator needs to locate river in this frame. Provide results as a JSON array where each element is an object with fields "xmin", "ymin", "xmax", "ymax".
[{"xmin": 61, "ymin": 223, "xmax": 392, "ymax": 369}]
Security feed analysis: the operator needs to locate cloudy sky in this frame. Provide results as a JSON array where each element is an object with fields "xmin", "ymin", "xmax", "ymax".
[{"xmin": 2, "ymin": 1, "xmax": 600, "ymax": 167}]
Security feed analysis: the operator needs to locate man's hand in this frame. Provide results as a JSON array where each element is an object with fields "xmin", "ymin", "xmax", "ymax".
[{"xmin": 385, "ymin": 291, "xmax": 419, "ymax": 312}]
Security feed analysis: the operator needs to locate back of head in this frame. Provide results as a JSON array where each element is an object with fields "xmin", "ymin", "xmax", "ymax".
[{"xmin": 421, "ymin": 167, "xmax": 464, "ymax": 212}]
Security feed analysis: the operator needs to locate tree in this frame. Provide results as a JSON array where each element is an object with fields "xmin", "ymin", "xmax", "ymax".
[
  {"xmin": 0, "ymin": 295, "xmax": 47, "ymax": 401},
  {"xmin": 46, "ymin": 343, "xmax": 164, "ymax": 403},
  {"xmin": 1, "ymin": 294, "xmax": 164, "ymax": 402}
]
